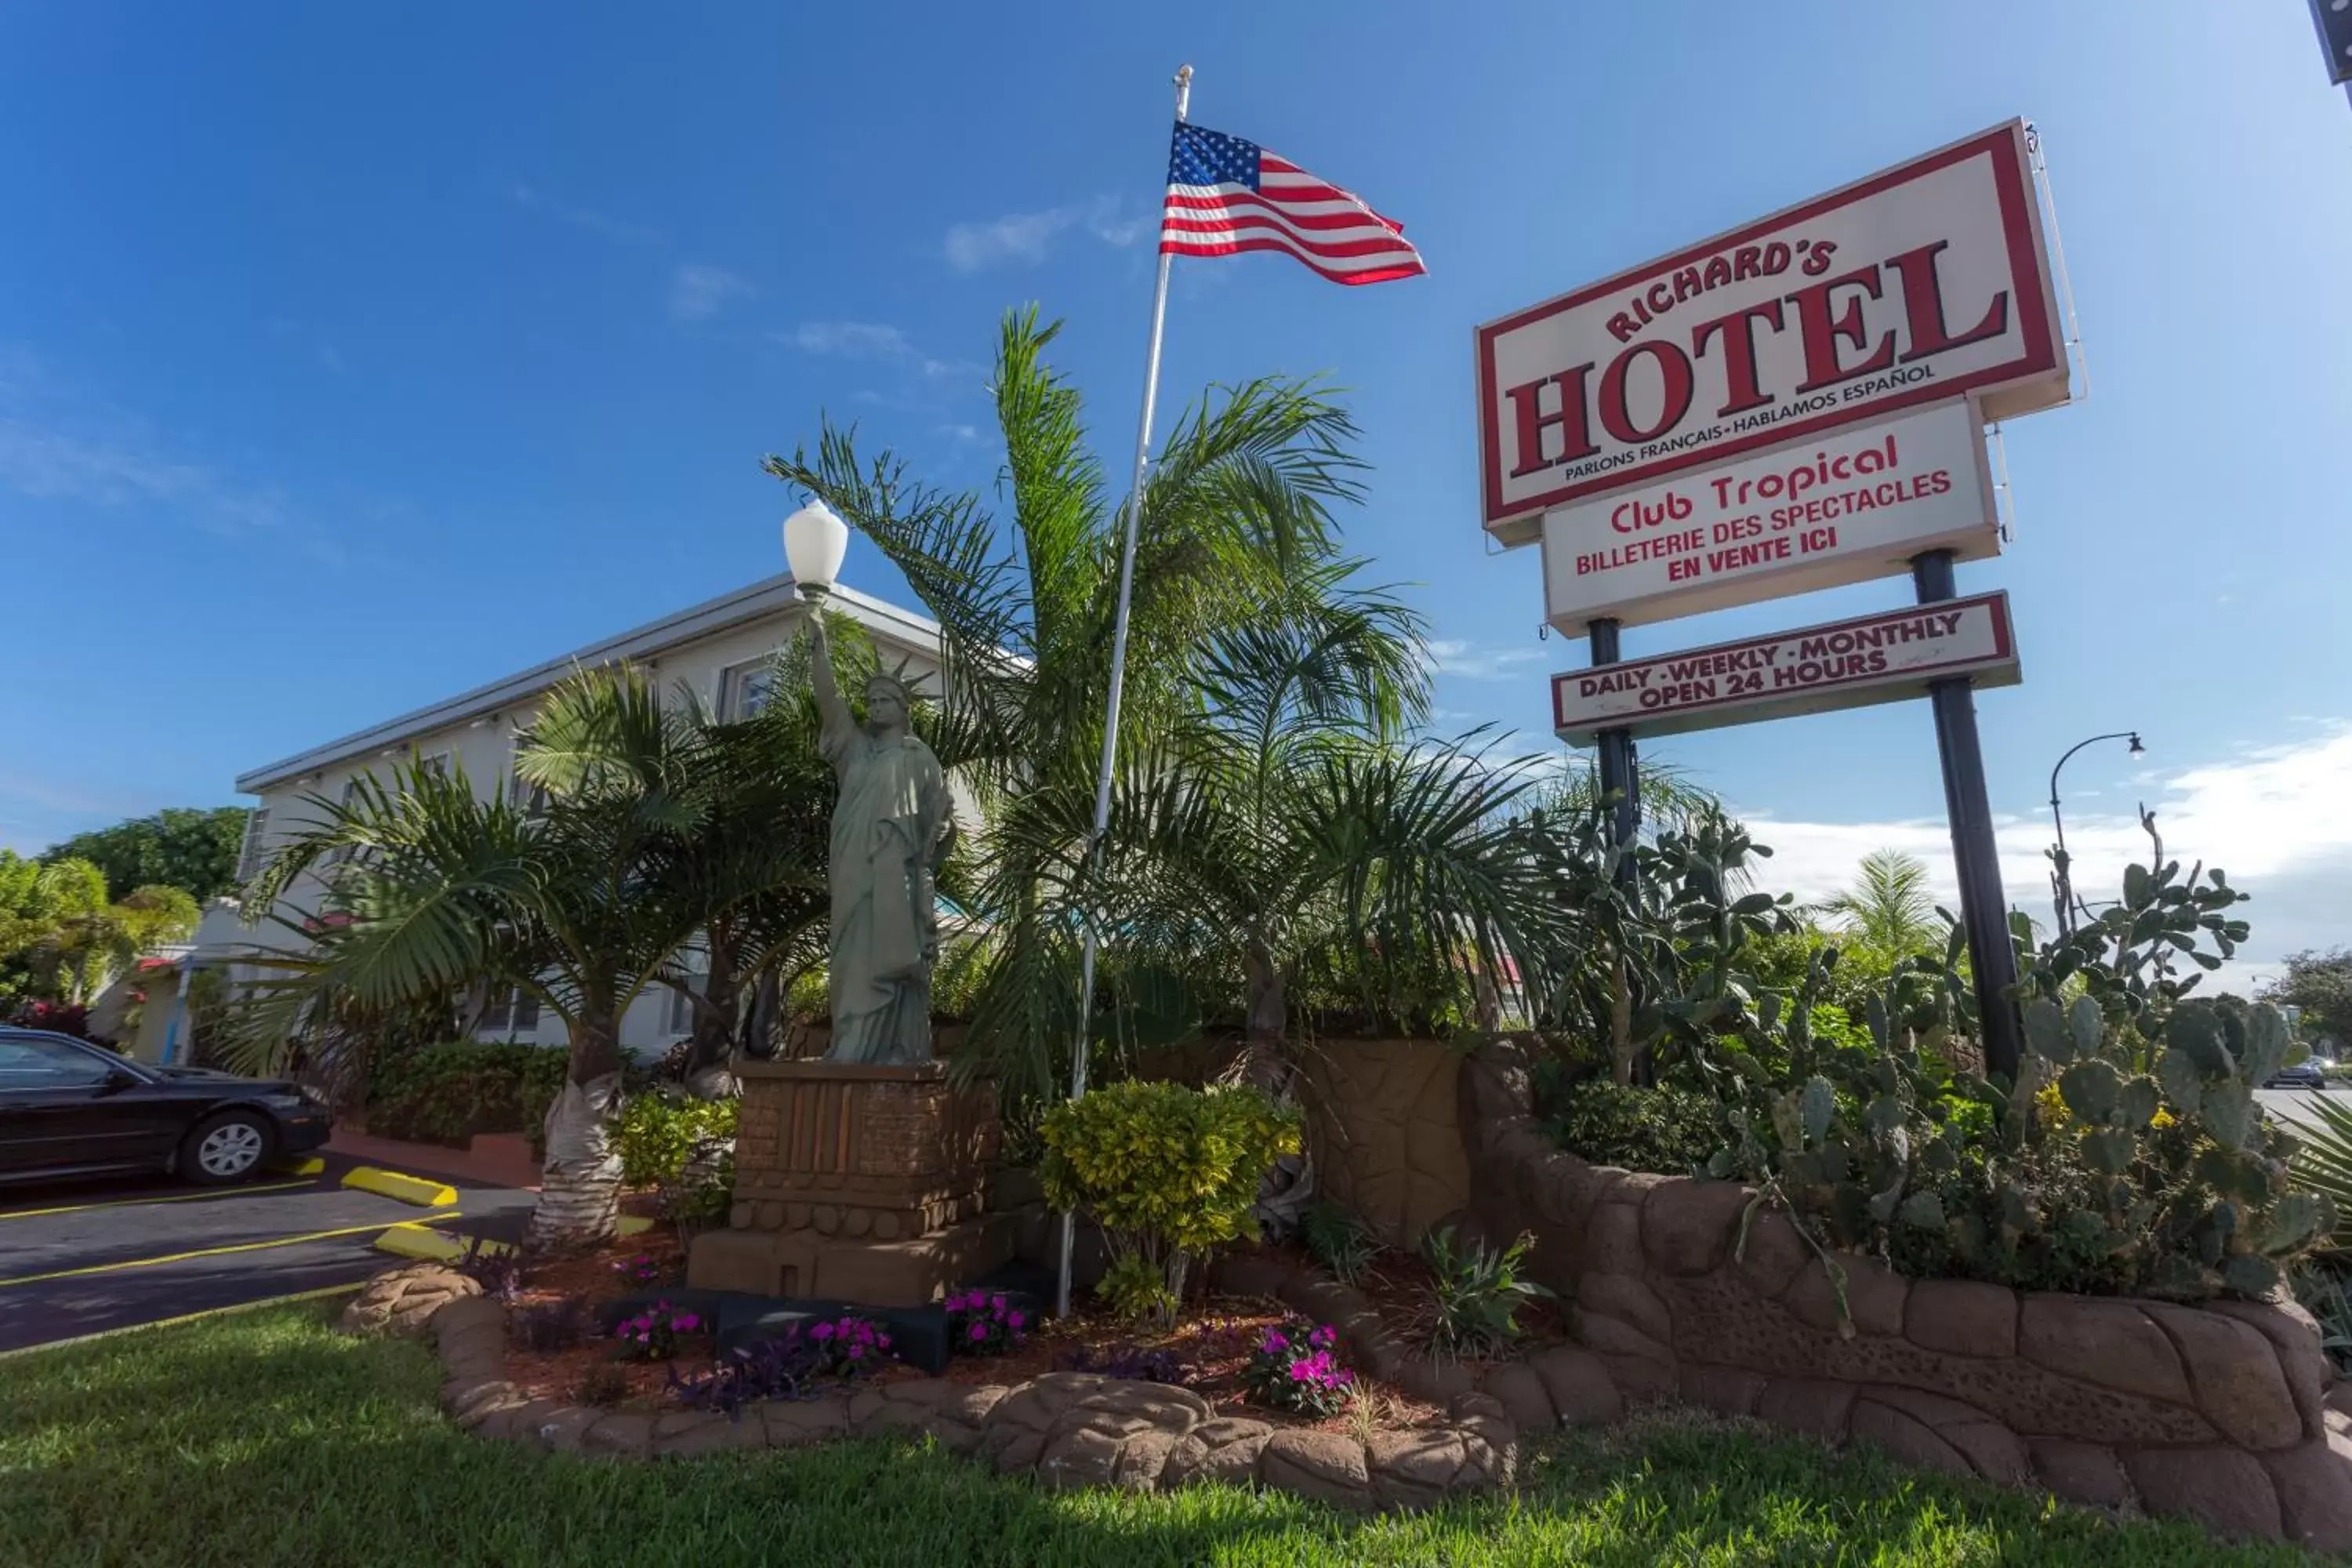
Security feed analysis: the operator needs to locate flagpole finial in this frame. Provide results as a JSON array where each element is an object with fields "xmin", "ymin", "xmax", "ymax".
[{"xmin": 1173, "ymin": 64, "xmax": 1192, "ymax": 122}]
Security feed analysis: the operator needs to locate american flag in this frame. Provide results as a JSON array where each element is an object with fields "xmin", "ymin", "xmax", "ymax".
[{"xmin": 1160, "ymin": 122, "xmax": 1425, "ymax": 286}]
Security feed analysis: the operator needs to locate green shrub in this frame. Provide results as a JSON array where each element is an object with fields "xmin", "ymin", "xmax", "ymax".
[
  {"xmin": 615, "ymin": 1093, "xmax": 739, "ymax": 1189},
  {"xmin": 1539, "ymin": 1078, "xmax": 1723, "ymax": 1175},
  {"xmin": 614, "ymin": 1091, "xmax": 738, "ymax": 1242},
  {"xmin": 1037, "ymin": 1079, "xmax": 1299, "ymax": 1325},
  {"xmin": 1421, "ymin": 1226, "xmax": 1550, "ymax": 1362},
  {"xmin": 1095, "ymin": 1252, "xmax": 1180, "ymax": 1324},
  {"xmin": 366, "ymin": 1040, "xmax": 568, "ymax": 1144},
  {"xmin": 1299, "ymin": 1202, "xmax": 1383, "ymax": 1287}
]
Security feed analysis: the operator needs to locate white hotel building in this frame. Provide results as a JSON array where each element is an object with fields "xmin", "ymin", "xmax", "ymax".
[{"xmin": 194, "ymin": 574, "xmax": 947, "ymax": 1059}]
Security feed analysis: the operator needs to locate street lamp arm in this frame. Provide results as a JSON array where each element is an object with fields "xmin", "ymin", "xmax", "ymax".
[{"xmin": 2049, "ymin": 731, "xmax": 2141, "ymax": 807}]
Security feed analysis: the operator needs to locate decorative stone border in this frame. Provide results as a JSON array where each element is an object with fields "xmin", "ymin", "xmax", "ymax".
[
  {"xmin": 416, "ymin": 1288, "xmax": 1515, "ymax": 1511},
  {"xmin": 1452, "ymin": 1037, "xmax": 2352, "ymax": 1550}
]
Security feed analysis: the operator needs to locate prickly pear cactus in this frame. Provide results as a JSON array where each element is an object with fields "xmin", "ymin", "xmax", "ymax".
[{"xmin": 1711, "ymin": 833, "xmax": 2333, "ymax": 1302}]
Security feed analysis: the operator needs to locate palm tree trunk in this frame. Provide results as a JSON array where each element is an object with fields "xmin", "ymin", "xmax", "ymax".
[
  {"xmin": 1610, "ymin": 954, "xmax": 1635, "ymax": 1087},
  {"xmin": 1240, "ymin": 939, "xmax": 1313, "ymax": 1237},
  {"xmin": 684, "ymin": 961, "xmax": 741, "ymax": 1099},
  {"xmin": 527, "ymin": 1010, "xmax": 626, "ymax": 1251}
]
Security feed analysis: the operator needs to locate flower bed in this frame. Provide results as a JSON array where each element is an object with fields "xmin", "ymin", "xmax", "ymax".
[{"xmin": 346, "ymin": 1236, "xmax": 1517, "ymax": 1511}]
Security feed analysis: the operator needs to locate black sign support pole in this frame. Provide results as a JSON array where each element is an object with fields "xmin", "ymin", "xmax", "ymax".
[
  {"xmin": 1589, "ymin": 617, "xmax": 1641, "ymax": 881},
  {"xmin": 1911, "ymin": 549, "xmax": 2022, "ymax": 1083}
]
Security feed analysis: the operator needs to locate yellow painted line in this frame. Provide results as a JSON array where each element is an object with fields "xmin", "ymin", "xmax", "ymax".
[
  {"xmin": 0, "ymin": 1283, "xmax": 368, "ymax": 1361},
  {"xmin": 0, "ymin": 1213, "xmax": 465, "ymax": 1288},
  {"xmin": 372, "ymin": 1222, "xmax": 513, "ymax": 1263},
  {"xmin": 339, "ymin": 1166, "xmax": 458, "ymax": 1207},
  {"xmin": 0, "ymin": 1178, "xmax": 318, "ymax": 1222}
]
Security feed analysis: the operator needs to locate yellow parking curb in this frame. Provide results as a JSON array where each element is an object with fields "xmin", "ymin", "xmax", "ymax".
[
  {"xmin": 371, "ymin": 1222, "xmax": 510, "ymax": 1263},
  {"xmin": 274, "ymin": 1156, "xmax": 327, "ymax": 1177},
  {"xmin": 340, "ymin": 1166, "xmax": 457, "ymax": 1208}
]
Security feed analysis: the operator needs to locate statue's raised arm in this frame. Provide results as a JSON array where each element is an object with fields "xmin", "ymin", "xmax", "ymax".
[{"xmin": 804, "ymin": 613, "xmax": 858, "ymax": 768}]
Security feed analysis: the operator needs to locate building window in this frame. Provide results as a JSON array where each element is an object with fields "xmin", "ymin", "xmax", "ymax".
[
  {"xmin": 507, "ymin": 775, "xmax": 549, "ymax": 816},
  {"xmin": 236, "ymin": 808, "xmax": 270, "ymax": 883},
  {"xmin": 416, "ymin": 750, "xmax": 452, "ymax": 781},
  {"xmin": 480, "ymin": 986, "xmax": 540, "ymax": 1033},
  {"xmin": 720, "ymin": 659, "xmax": 777, "ymax": 722}
]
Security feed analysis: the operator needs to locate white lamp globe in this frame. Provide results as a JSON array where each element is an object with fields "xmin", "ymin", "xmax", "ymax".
[{"xmin": 782, "ymin": 499, "xmax": 849, "ymax": 601}]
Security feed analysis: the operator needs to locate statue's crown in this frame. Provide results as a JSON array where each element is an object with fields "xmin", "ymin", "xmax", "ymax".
[{"xmin": 863, "ymin": 655, "xmax": 931, "ymax": 705}]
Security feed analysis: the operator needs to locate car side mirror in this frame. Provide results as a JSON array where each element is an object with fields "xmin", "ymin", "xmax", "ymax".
[{"xmin": 98, "ymin": 1068, "xmax": 138, "ymax": 1094}]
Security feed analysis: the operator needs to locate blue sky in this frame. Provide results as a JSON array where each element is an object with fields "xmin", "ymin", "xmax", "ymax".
[{"xmin": 4, "ymin": 3, "xmax": 2347, "ymax": 975}]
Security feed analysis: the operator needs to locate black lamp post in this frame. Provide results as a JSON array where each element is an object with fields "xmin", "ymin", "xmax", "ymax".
[{"xmin": 2049, "ymin": 730, "xmax": 2144, "ymax": 935}]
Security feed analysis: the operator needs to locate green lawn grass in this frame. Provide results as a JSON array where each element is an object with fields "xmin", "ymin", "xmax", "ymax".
[{"xmin": 0, "ymin": 1304, "xmax": 2317, "ymax": 1567}]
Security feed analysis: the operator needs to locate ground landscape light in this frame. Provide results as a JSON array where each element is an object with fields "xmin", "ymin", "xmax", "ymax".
[{"xmin": 784, "ymin": 499, "xmax": 849, "ymax": 601}]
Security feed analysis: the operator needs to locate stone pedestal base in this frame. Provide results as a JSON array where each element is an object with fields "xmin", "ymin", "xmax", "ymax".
[
  {"xmin": 688, "ymin": 1212, "xmax": 1017, "ymax": 1304},
  {"xmin": 688, "ymin": 1057, "xmax": 1011, "ymax": 1308}
]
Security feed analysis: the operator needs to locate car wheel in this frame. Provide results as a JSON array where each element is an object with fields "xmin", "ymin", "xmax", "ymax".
[{"xmin": 181, "ymin": 1110, "xmax": 276, "ymax": 1185}]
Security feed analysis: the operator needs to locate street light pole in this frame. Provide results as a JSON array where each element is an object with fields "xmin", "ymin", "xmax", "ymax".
[{"xmin": 2047, "ymin": 729, "xmax": 2143, "ymax": 936}]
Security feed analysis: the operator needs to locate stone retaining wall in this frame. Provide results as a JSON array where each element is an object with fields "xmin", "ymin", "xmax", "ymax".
[
  {"xmin": 419, "ymin": 1291, "xmax": 1514, "ymax": 1512},
  {"xmin": 1454, "ymin": 1037, "xmax": 2352, "ymax": 1549}
]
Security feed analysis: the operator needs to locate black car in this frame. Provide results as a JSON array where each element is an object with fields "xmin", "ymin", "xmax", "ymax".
[
  {"xmin": 2263, "ymin": 1060, "xmax": 2330, "ymax": 1092},
  {"xmin": 0, "ymin": 1028, "xmax": 332, "ymax": 1185}
]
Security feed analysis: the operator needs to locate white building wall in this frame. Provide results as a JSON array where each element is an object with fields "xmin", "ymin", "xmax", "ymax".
[{"xmin": 230, "ymin": 580, "xmax": 949, "ymax": 1060}]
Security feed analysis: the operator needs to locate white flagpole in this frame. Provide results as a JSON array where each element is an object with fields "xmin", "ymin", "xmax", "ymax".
[{"xmin": 1057, "ymin": 61, "xmax": 1193, "ymax": 1319}]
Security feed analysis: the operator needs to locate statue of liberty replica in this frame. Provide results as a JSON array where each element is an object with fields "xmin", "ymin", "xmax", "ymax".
[{"xmin": 803, "ymin": 614, "xmax": 953, "ymax": 1065}]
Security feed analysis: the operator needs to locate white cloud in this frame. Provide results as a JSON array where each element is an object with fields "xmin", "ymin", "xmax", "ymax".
[
  {"xmin": 0, "ymin": 346, "xmax": 343, "ymax": 564},
  {"xmin": 790, "ymin": 321, "xmax": 916, "ymax": 360},
  {"xmin": 782, "ymin": 320, "xmax": 974, "ymax": 385},
  {"xmin": 508, "ymin": 183, "xmax": 663, "ymax": 247},
  {"xmin": 945, "ymin": 209, "xmax": 1077, "ymax": 271},
  {"xmin": 668, "ymin": 263, "xmax": 755, "ymax": 321},
  {"xmin": 942, "ymin": 196, "xmax": 1149, "ymax": 272},
  {"xmin": 1734, "ymin": 723, "xmax": 2352, "ymax": 993},
  {"xmin": 1427, "ymin": 639, "xmax": 1548, "ymax": 680}
]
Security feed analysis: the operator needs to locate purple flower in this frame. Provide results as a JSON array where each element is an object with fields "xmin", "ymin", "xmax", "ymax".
[
  {"xmin": 969, "ymin": 1323, "xmax": 989, "ymax": 1342},
  {"xmin": 811, "ymin": 1323, "xmax": 834, "ymax": 1341},
  {"xmin": 847, "ymin": 1343, "xmax": 866, "ymax": 1359},
  {"xmin": 1261, "ymin": 1330, "xmax": 1290, "ymax": 1354},
  {"xmin": 990, "ymin": 1294, "xmax": 1006, "ymax": 1313},
  {"xmin": 1006, "ymin": 1311, "xmax": 1025, "ymax": 1330},
  {"xmin": 877, "ymin": 1334, "xmax": 891, "ymax": 1349},
  {"xmin": 673, "ymin": 1313, "xmax": 699, "ymax": 1332}
]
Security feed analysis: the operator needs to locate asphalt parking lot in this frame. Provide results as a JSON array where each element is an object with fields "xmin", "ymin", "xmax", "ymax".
[{"xmin": 0, "ymin": 1156, "xmax": 536, "ymax": 1354}]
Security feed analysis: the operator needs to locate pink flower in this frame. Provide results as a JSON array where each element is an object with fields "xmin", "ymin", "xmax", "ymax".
[
  {"xmin": 1006, "ymin": 1311, "xmax": 1025, "ymax": 1330},
  {"xmin": 877, "ymin": 1334, "xmax": 891, "ymax": 1349},
  {"xmin": 811, "ymin": 1323, "xmax": 834, "ymax": 1341},
  {"xmin": 969, "ymin": 1323, "xmax": 989, "ymax": 1342},
  {"xmin": 847, "ymin": 1343, "xmax": 866, "ymax": 1359},
  {"xmin": 673, "ymin": 1313, "xmax": 699, "ymax": 1332}
]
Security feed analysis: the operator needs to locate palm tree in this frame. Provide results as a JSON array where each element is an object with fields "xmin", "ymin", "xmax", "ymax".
[
  {"xmin": 517, "ymin": 652, "xmax": 844, "ymax": 1094},
  {"xmin": 1095, "ymin": 612, "xmax": 1563, "ymax": 1054},
  {"xmin": 1817, "ymin": 848, "xmax": 1942, "ymax": 957},
  {"xmin": 233, "ymin": 666, "xmax": 794, "ymax": 1248},
  {"xmin": 763, "ymin": 307, "xmax": 1414, "ymax": 1104}
]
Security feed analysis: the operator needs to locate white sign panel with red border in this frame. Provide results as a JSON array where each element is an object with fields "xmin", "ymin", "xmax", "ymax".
[
  {"xmin": 1537, "ymin": 397, "xmax": 1996, "ymax": 636},
  {"xmin": 1478, "ymin": 120, "xmax": 2065, "ymax": 545},
  {"xmin": 1551, "ymin": 592, "xmax": 2019, "ymax": 746}
]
